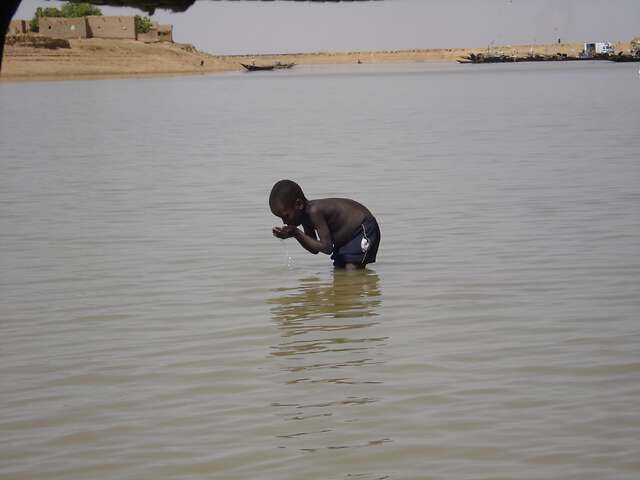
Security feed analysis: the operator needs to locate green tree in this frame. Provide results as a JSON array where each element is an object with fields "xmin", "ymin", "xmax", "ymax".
[
  {"xmin": 30, "ymin": 2, "xmax": 102, "ymax": 32},
  {"xmin": 134, "ymin": 15, "xmax": 153, "ymax": 34},
  {"xmin": 60, "ymin": 2, "xmax": 103, "ymax": 18}
]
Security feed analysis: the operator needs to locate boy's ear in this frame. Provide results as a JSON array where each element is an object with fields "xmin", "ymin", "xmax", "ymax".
[{"xmin": 294, "ymin": 198, "xmax": 304, "ymax": 210}]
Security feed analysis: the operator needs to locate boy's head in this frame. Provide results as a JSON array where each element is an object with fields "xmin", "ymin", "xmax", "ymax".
[{"xmin": 269, "ymin": 179, "xmax": 307, "ymax": 226}]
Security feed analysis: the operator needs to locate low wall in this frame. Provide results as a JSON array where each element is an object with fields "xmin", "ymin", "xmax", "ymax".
[
  {"xmin": 5, "ymin": 34, "xmax": 70, "ymax": 49},
  {"xmin": 137, "ymin": 24, "xmax": 172, "ymax": 43},
  {"xmin": 8, "ymin": 20, "xmax": 29, "ymax": 35},
  {"xmin": 38, "ymin": 17, "xmax": 87, "ymax": 39},
  {"xmin": 87, "ymin": 16, "xmax": 135, "ymax": 40},
  {"xmin": 137, "ymin": 30, "xmax": 159, "ymax": 43}
]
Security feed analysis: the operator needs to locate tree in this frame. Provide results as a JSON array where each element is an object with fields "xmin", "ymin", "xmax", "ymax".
[
  {"xmin": 60, "ymin": 2, "xmax": 103, "ymax": 18},
  {"xmin": 134, "ymin": 15, "xmax": 153, "ymax": 34},
  {"xmin": 30, "ymin": 2, "xmax": 102, "ymax": 32}
]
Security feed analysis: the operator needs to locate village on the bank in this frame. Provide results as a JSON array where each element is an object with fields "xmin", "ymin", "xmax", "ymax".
[{"xmin": 8, "ymin": 8, "xmax": 172, "ymax": 44}]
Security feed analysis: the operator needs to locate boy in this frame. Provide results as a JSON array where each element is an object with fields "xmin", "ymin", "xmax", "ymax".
[{"xmin": 269, "ymin": 179, "xmax": 380, "ymax": 268}]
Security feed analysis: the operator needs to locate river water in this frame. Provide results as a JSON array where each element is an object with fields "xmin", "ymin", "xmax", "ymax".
[{"xmin": 1, "ymin": 62, "xmax": 639, "ymax": 479}]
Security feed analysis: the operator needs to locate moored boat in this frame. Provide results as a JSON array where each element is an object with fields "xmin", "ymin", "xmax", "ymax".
[
  {"xmin": 457, "ymin": 51, "xmax": 616, "ymax": 64},
  {"xmin": 240, "ymin": 63, "xmax": 276, "ymax": 71},
  {"xmin": 240, "ymin": 62, "xmax": 295, "ymax": 71}
]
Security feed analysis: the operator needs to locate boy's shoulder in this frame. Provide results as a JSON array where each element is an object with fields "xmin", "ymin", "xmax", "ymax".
[
  {"xmin": 308, "ymin": 197, "xmax": 348, "ymax": 213},
  {"xmin": 306, "ymin": 198, "xmax": 330, "ymax": 215},
  {"xmin": 310, "ymin": 197, "xmax": 354, "ymax": 207}
]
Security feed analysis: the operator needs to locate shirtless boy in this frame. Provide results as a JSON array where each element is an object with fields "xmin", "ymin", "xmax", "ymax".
[{"xmin": 269, "ymin": 179, "xmax": 380, "ymax": 268}]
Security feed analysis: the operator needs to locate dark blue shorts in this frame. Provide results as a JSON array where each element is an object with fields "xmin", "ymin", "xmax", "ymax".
[{"xmin": 331, "ymin": 215, "xmax": 381, "ymax": 267}]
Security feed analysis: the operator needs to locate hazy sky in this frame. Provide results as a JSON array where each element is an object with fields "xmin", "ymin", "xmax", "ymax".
[{"xmin": 15, "ymin": 0, "xmax": 640, "ymax": 55}]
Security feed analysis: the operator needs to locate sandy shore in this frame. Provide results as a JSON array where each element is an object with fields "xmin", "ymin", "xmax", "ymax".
[
  {"xmin": 1, "ymin": 38, "xmax": 236, "ymax": 80},
  {"xmin": 1, "ymin": 37, "xmax": 633, "ymax": 81}
]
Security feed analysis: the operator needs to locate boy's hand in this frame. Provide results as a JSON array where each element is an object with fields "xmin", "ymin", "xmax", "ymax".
[{"xmin": 272, "ymin": 225, "xmax": 297, "ymax": 239}]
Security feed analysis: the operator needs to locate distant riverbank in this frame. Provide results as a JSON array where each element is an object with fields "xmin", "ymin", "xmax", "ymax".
[{"xmin": 1, "ymin": 37, "xmax": 633, "ymax": 81}]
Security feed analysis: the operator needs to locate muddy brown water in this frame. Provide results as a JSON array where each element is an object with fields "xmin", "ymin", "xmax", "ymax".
[{"xmin": 1, "ymin": 62, "xmax": 639, "ymax": 479}]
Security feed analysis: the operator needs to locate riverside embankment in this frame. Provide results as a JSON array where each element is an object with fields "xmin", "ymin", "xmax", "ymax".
[{"xmin": 1, "ymin": 37, "xmax": 633, "ymax": 81}]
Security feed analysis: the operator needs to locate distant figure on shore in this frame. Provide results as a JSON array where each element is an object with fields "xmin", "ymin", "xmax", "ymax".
[
  {"xmin": 200, "ymin": 60, "xmax": 204, "ymax": 66},
  {"xmin": 269, "ymin": 179, "xmax": 380, "ymax": 269}
]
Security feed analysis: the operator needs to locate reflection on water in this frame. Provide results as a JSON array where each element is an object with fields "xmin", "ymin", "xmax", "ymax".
[
  {"xmin": 270, "ymin": 269, "xmax": 382, "ymax": 334},
  {"xmin": 268, "ymin": 271, "xmax": 391, "ymax": 453}
]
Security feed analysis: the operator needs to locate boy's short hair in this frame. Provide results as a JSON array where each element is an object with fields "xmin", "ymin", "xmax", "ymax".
[{"xmin": 269, "ymin": 179, "xmax": 307, "ymax": 208}]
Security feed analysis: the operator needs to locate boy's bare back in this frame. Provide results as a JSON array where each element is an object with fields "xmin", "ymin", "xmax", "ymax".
[{"xmin": 304, "ymin": 198, "xmax": 371, "ymax": 249}]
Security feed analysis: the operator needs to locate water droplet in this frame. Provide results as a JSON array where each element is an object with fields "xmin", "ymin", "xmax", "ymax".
[{"xmin": 281, "ymin": 240, "xmax": 296, "ymax": 269}]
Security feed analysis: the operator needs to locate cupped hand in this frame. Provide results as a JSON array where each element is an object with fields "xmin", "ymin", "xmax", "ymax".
[{"xmin": 272, "ymin": 225, "xmax": 297, "ymax": 239}]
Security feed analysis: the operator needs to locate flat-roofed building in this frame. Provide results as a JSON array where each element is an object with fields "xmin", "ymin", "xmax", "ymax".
[
  {"xmin": 28, "ymin": 16, "xmax": 172, "ymax": 43},
  {"xmin": 86, "ymin": 16, "xmax": 136, "ymax": 40},
  {"xmin": 38, "ymin": 17, "xmax": 87, "ymax": 39}
]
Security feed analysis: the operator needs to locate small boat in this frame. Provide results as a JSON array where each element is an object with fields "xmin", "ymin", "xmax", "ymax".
[
  {"xmin": 240, "ymin": 62, "xmax": 295, "ymax": 71},
  {"xmin": 240, "ymin": 63, "xmax": 275, "ymax": 71}
]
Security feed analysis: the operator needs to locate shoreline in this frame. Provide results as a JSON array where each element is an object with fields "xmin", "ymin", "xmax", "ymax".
[{"xmin": 1, "ymin": 38, "xmax": 633, "ymax": 82}]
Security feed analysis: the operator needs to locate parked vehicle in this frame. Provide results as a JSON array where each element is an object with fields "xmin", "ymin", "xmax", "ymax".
[{"xmin": 581, "ymin": 42, "xmax": 615, "ymax": 58}]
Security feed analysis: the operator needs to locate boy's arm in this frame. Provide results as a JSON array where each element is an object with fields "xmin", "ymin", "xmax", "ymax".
[
  {"xmin": 293, "ymin": 208, "xmax": 333, "ymax": 255},
  {"xmin": 302, "ymin": 224, "xmax": 317, "ymax": 240}
]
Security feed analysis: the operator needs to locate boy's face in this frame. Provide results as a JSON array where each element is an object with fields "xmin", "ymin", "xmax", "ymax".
[{"xmin": 271, "ymin": 198, "xmax": 304, "ymax": 226}]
